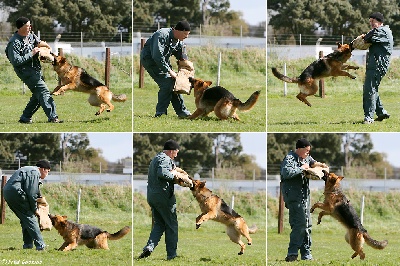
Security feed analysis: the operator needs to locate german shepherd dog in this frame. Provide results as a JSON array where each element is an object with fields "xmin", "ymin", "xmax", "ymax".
[
  {"xmin": 51, "ymin": 55, "xmax": 127, "ymax": 115},
  {"xmin": 271, "ymin": 43, "xmax": 358, "ymax": 107},
  {"xmin": 188, "ymin": 77, "xmax": 260, "ymax": 120},
  {"xmin": 310, "ymin": 171, "xmax": 388, "ymax": 260},
  {"xmin": 49, "ymin": 214, "xmax": 131, "ymax": 251},
  {"xmin": 189, "ymin": 179, "xmax": 257, "ymax": 255}
]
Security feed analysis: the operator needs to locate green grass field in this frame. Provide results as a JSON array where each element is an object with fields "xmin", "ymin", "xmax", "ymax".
[
  {"xmin": 268, "ymin": 56, "xmax": 400, "ymax": 132},
  {"xmin": 0, "ymin": 54, "xmax": 132, "ymax": 132},
  {"xmin": 134, "ymin": 190, "xmax": 266, "ymax": 265},
  {"xmin": 267, "ymin": 191, "xmax": 400, "ymax": 265},
  {"xmin": 0, "ymin": 184, "xmax": 132, "ymax": 266},
  {"xmin": 133, "ymin": 47, "xmax": 266, "ymax": 132}
]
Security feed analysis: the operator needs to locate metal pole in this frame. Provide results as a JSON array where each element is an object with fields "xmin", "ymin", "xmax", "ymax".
[
  {"xmin": 319, "ymin": 51, "xmax": 325, "ymax": 97},
  {"xmin": 80, "ymin": 32, "xmax": 83, "ymax": 56},
  {"xmin": 76, "ymin": 188, "xmax": 81, "ymax": 223},
  {"xmin": 217, "ymin": 52, "xmax": 222, "ymax": 86},
  {"xmin": 360, "ymin": 195, "xmax": 365, "ymax": 224},
  {"xmin": 231, "ymin": 195, "xmax": 235, "ymax": 210}
]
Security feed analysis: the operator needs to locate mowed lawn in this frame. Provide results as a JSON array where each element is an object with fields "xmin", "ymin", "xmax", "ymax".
[
  {"xmin": 133, "ymin": 77, "xmax": 266, "ymax": 132},
  {"xmin": 267, "ymin": 57, "xmax": 400, "ymax": 132},
  {"xmin": 0, "ymin": 91, "xmax": 132, "ymax": 132},
  {"xmin": 0, "ymin": 212, "xmax": 132, "ymax": 266},
  {"xmin": 134, "ymin": 213, "xmax": 266, "ymax": 265}
]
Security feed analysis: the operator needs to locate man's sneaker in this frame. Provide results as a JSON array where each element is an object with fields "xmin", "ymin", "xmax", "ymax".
[
  {"xmin": 19, "ymin": 118, "xmax": 32, "ymax": 124},
  {"xmin": 375, "ymin": 113, "xmax": 390, "ymax": 121},
  {"xmin": 285, "ymin": 255, "xmax": 298, "ymax": 262},
  {"xmin": 363, "ymin": 117, "xmax": 374, "ymax": 124},
  {"xmin": 138, "ymin": 248, "xmax": 152, "ymax": 259},
  {"xmin": 48, "ymin": 118, "xmax": 63, "ymax": 123}
]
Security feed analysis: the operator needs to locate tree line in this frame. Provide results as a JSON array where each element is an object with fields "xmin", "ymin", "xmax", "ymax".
[
  {"xmin": 267, "ymin": 133, "xmax": 393, "ymax": 179},
  {"xmin": 133, "ymin": 133, "xmax": 263, "ymax": 180},
  {"xmin": 268, "ymin": 0, "xmax": 400, "ymax": 45},
  {"xmin": 0, "ymin": 133, "xmax": 127, "ymax": 173},
  {"xmin": 133, "ymin": 0, "xmax": 266, "ymax": 37},
  {"xmin": 0, "ymin": 0, "xmax": 131, "ymax": 41}
]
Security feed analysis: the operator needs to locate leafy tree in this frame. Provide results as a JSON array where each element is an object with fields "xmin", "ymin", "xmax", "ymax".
[
  {"xmin": 0, "ymin": 133, "xmax": 61, "ymax": 169},
  {"xmin": 268, "ymin": 0, "xmax": 399, "ymax": 43},
  {"xmin": 133, "ymin": 133, "xmax": 260, "ymax": 179},
  {"xmin": 3, "ymin": 0, "xmax": 131, "ymax": 39},
  {"xmin": 267, "ymin": 133, "xmax": 343, "ymax": 174},
  {"xmin": 60, "ymin": 133, "xmax": 106, "ymax": 173}
]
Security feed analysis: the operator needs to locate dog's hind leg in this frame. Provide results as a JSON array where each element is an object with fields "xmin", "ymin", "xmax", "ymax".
[
  {"xmin": 296, "ymin": 93, "xmax": 312, "ymax": 107},
  {"xmin": 226, "ymin": 226, "xmax": 246, "ymax": 255}
]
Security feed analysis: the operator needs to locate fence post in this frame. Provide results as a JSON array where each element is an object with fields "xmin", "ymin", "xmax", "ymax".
[
  {"xmin": 1, "ymin": 176, "xmax": 7, "ymax": 224},
  {"xmin": 139, "ymin": 38, "xmax": 146, "ymax": 88},
  {"xmin": 217, "ymin": 52, "xmax": 222, "ymax": 86},
  {"xmin": 278, "ymin": 182, "xmax": 284, "ymax": 233},
  {"xmin": 76, "ymin": 188, "xmax": 81, "ymax": 223},
  {"xmin": 105, "ymin": 47, "xmax": 111, "ymax": 88},
  {"xmin": 319, "ymin": 51, "xmax": 325, "ymax": 98},
  {"xmin": 58, "ymin": 48, "xmax": 64, "ymax": 86}
]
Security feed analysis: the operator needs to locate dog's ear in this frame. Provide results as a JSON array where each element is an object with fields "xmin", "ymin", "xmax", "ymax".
[
  {"xmin": 204, "ymin": 81, "xmax": 212, "ymax": 87},
  {"xmin": 338, "ymin": 175, "xmax": 344, "ymax": 181},
  {"xmin": 322, "ymin": 170, "xmax": 329, "ymax": 181},
  {"xmin": 336, "ymin": 42, "xmax": 342, "ymax": 48},
  {"xmin": 199, "ymin": 181, "xmax": 206, "ymax": 188},
  {"xmin": 188, "ymin": 77, "xmax": 194, "ymax": 82}
]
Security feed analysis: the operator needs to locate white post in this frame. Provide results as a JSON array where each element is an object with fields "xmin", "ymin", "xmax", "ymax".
[
  {"xmin": 212, "ymin": 167, "xmax": 214, "ymax": 189},
  {"xmin": 384, "ymin": 167, "xmax": 387, "ymax": 193},
  {"xmin": 342, "ymin": 35, "xmax": 344, "ymax": 45},
  {"xmin": 253, "ymin": 169, "xmax": 256, "ymax": 192},
  {"xmin": 217, "ymin": 52, "xmax": 222, "ymax": 86},
  {"xmin": 283, "ymin": 63, "xmax": 287, "ymax": 96},
  {"xmin": 360, "ymin": 195, "xmax": 365, "ymax": 224},
  {"xmin": 199, "ymin": 24, "xmax": 202, "ymax": 45},
  {"xmin": 240, "ymin": 25, "xmax": 243, "ymax": 49},
  {"xmin": 76, "ymin": 188, "xmax": 82, "ymax": 223},
  {"xmin": 231, "ymin": 195, "xmax": 235, "ymax": 210},
  {"xmin": 80, "ymin": 32, "xmax": 83, "ymax": 56},
  {"xmin": 299, "ymin": 34, "xmax": 301, "ymax": 46}
]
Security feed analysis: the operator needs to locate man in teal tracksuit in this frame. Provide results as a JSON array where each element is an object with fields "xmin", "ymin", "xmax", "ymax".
[
  {"xmin": 280, "ymin": 139, "xmax": 327, "ymax": 262},
  {"xmin": 5, "ymin": 17, "xmax": 62, "ymax": 124},
  {"xmin": 139, "ymin": 140, "xmax": 191, "ymax": 260},
  {"xmin": 3, "ymin": 160, "xmax": 51, "ymax": 250},
  {"xmin": 140, "ymin": 21, "xmax": 191, "ymax": 118},
  {"xmin": 362, "ymin": 12, "xmax": 393, "ymax": 124}
]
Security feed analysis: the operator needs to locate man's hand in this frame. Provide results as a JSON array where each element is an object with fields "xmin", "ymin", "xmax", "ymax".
[
  {"xmin": 169, "ymin": 69, "xmax": 177, "ymax": 79},
  {"xmin": 32, "ymin": 47, "xmax": 40, "ymax": 56}
]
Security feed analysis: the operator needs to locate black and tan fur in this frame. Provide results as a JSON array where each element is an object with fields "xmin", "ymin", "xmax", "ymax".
[
  {"xmin": 189, "ymin": 179, "xmax": 257, "ymax": 255},
  {"xmin": 49, "ymin": 214, "xmax": 130, "ymax": 251},
  {"xmin": 272, "ymin": 43, "xmax": 358, "ymax": 107},
  {"xmin": 310, "ymin": 171, "xmax": 388, "ymax": 260},
  {"xmin": 51, "ymin": 55, "xmax": 127, "ymax": 115},
  {"xmin": 188, "ymin": 77, "xmax": 260, "ymax": 120}
]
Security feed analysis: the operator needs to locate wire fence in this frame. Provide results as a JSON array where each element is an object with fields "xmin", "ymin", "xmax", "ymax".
[
  {"xmin": 267, "ymin": 164, "xmax": 400, "ymax": 180},
  {"xmin": 0, "ymin": 30, "xmax": 132, "ymax": 60}
]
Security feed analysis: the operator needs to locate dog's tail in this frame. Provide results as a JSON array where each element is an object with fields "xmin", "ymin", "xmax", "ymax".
[
  {"xmin": 271, "ymin": 67, "xmax": 299, "ymax": 83},
  {"xmin": 363, "ymin": 232, "xmax": 388, "ymax": 249},
  {"xmin": 248, "ymin": 224, "xmax": 258, "ymax": 234},
  {"xmin": 107, "ymin": 226, "xmax": 131, "ymax": 240},
  {"xmin": 235, "ymin": 91, "xmax": 261, "ymax": 111},
  {"xmin": 112, "ymin": 93, "xmax": 127, "ymax": 102}
]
